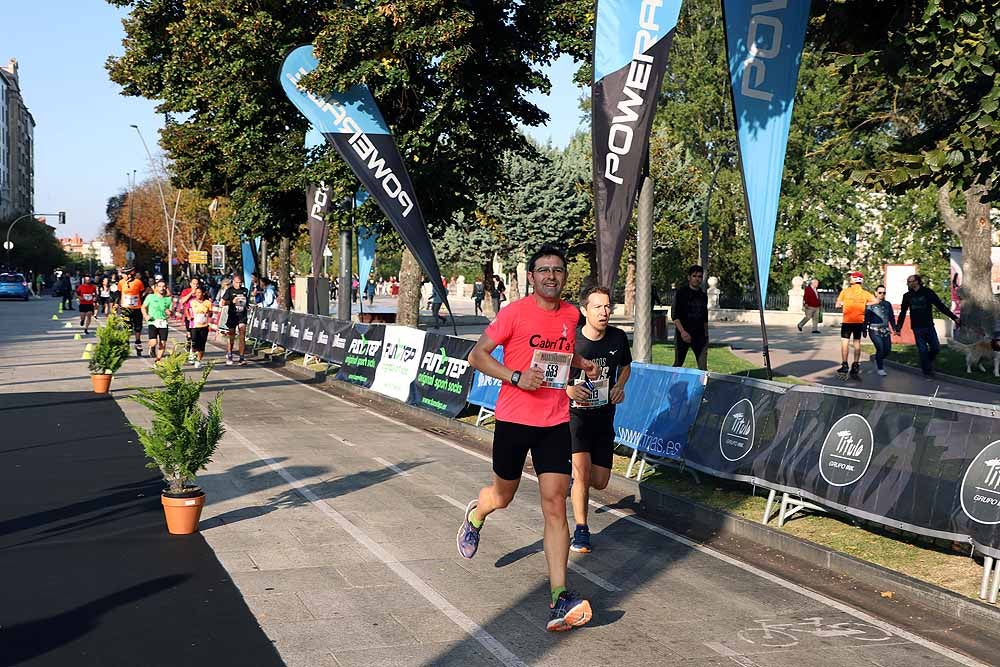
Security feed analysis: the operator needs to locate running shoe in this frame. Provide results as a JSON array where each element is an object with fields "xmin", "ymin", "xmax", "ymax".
[
  {"xmin": 239, "ymin": 355, "xmax": 246, "ymax": 366},
  {"xmin": 849, "ymin": 361, "xmax": 861, "ymax": 379},
  {"xmin": 187, "ymin": 351, "xmax": 195, "ymax": 362},
  {"xmin": 547, "ymin": 591, "xmax": 592, "ymax": 632},
  {"xmin": 226, "ymin": 353, "xmax": 234, "ymax": 366},
  {"xmin": 797, "ymin": 323, "xmax": 803, "ymax": 332},
  {"xmin": 836, "ymin": 362, "xmax": 849, "ymax": 380},
  {"xmin": 456, "ymin": 499, "xmax": 481, "ymax": 559},
  {"xmin": 194, "ymin": 360, "xmax": 202, "ymax": 369},
  {"xmin": 877, "ymin": 369, "xmax": 887, "ymax": 376},
  {"xmin": 570, "ymin": 525, "xmax": 592, "ymax": 553},
  {"xmin": 135, "ymin": 347, "xmax": 143, "ymax": 358}
]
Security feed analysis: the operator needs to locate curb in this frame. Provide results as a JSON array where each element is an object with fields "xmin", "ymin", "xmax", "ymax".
[
  {"xmin": 265, "ymin": 352, "xmax": 1000, "ymax": 633},
  {"xmin": 882, "ymin": 358, "xmax": 1000, "ymax": 394}
]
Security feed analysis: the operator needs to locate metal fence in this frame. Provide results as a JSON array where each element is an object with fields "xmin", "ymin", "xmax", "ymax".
[{"xmin": 718, "ymin": 291, "xmax": 790, "ymax": 311}]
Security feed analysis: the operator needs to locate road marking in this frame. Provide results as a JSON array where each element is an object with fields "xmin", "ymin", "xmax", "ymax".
[
  {"xmin": 240, "ymin": 350, "xmax": 989, "ymax": 667},
  {"xmin": 373, "ymin": 456, "xmax": 410, "ymax": 477},
  {"xmin": 329, "ymin": 433, "xmax": 355, "ymax": 447},
  {"xmin": 438, "ymin": 494, "xmax": 468, "ymax": 510},
  {"xmin": 366, "ymin": 409, "xmax": 421, "ymax": 432},
  {"xmin": 704, "ymin": 642, "xmax": 761, "ymax": 667},
  {"xmin": 223, "ymin": 424, "xmax": 527, "ymax": 667},
  {"xmin": 297, "ymin": 415, "xmax": 315, "ymax": 425},
  {"xmin": 245, "ymin": 387, "xmax": 257, "ymax": 394}
]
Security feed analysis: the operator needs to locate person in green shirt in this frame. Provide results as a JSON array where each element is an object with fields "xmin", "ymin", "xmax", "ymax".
[{"xmin": 141, "ymin": 279, "xmax": 174, "ymax": 363}]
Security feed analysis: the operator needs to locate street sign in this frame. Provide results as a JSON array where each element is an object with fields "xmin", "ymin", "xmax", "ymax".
[
  {"xmin": 125, "ymin": 250, "xmax": 136, "ymax": 262},
  {"xmin": 188, "ymin": 250, "xmax": 209, "ymax": 265},
  {"xmin": 211, "ymin": 244, "xmax": 226, "ymax": 270},
  {"xmin": 2, "ymin": 241, "xmax": 13, "ymax": 250},
  {"xmin": 323, "ymin": 246, "xmax": 333, "ymax": 257}
]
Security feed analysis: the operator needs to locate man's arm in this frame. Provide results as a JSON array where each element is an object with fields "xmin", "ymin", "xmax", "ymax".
[
  {"xmin": 672, "ymin": 289, "xmax": 690, "ymax": 341},
  {"xmin": 930, "ymin": 290, "xmax": 959, "ymax": 322},
  {"xmin": 896, "ymin": 294, "xmax": 909, "ymax": 331},
  {"xmin": 140, "ymin": 299, "xmax": 150, "ymax": 322},
  {"xmin": 610, "ymin": 363, "xmax": 631, "ymax": 404},
  {"xmin": 468, "ymin": 332, "xmax": 544, "ymax": 390}
]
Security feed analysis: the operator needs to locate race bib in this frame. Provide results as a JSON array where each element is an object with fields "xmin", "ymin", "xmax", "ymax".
[
  {"xmin": 80, "ymin": 293, "xmax": 95, "ymax": 303},
  {"xmin": 530, "ymin": 350, "xmax": 572, "ymax": 389},
  {"xmin": 193, "ymin": 313, "xmax": 209, "ymax": 327},
  {"xmin": 570, "ymin": 378, "xmax": 609, "ymax": 409},
  {"xmin": 233, "ymin": 295, "xmax": 247, "ymax": 312},
  {"xmin": 152, "ymin": 319, "xmax": 168, "ymax": 329},
  {"xmin": 123, "ymin": 295, "xmax": 139, "ymax": 307}
]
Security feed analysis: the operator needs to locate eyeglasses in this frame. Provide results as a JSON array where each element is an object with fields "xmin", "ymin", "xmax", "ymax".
[
  {"xmin": 532, "ymin": 266, "xmax": 566, "ymax": 276},
  {"xmin": 876, "ymin": 291, "xmax": 885, "ymax": 295}
]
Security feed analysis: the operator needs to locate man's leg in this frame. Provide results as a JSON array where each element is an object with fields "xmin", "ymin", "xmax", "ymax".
[
  {"xmin": 852, "ymin": 337, "xmax": 862, "ymax": 364},
  {"xmin": 674, "ymin": 335, "xmax": 690, "ymax": 367},
  {"xmin": 810, "ymin": 306, "xmax": 821, "ymax": 331},
  {"xmin": 238, "ymin": 325, "xmax": 246, "ymax": 356},
  {"xmin": 913, "ymin": 328, "xmax": 931, "ymax": 373},
  {"xmin": 473, "ymin": 475, "xmax": 520, "ymax": 524},
  {"xmin": 538, "ymin": 472, "xmax": 571, "ymax": 593},
  {"xmin": 692, "ymin": 336, "xmax": 709, "ymax": 371},
  {"xmin": 926, "ymin": 327, "xmax": 941, "ymax": 367},
  {"xmin": 840, "ymin": 337, "xmax": 850, "ymax": 363},
  {"xmin": 570, "ymin": 452, "xmax": 592, "ymax": 529}
]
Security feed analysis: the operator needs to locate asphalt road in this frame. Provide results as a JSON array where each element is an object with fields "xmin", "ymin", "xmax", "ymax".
[{"xmin": 2, "ymin": 296, "xmax": 997, "ymax": 667}]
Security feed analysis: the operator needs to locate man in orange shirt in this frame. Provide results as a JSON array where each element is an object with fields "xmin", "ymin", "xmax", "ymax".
[
  {"xmin": 118, "ymin": 266, "xmax": 147, "ymax": 357},
  {"xmin": 835, "ymin": 271, "xmax": 878, "ymax": 380}
]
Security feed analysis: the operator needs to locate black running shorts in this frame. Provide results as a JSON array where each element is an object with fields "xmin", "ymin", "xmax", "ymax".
[
  {"xmin": 492, "ymin": 420, "xmax": 571, "ymax": 481},
  {"xmin": 190, "ymin": 326, "xmax": 209, "ymax": 352},
  {"xmin": 125, "ymin": 308, "xmax": 143, "ymax": 334},
  {"xmin": 569, "ymin": 410, "xmax": 615, "ymax": 470},
  {"xmin": 840, "ymin": 323, "xmax": 866, "ymax": 340},
  {"xmin": 147, "ymin": 325, "xmax": 169, "ymax": 342},
  {"xmin": 78, "ymin": 304, "xmax": 95, "ymax": 313}
]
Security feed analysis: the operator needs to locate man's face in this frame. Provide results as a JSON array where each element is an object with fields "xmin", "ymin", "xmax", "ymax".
[
  {"xmin": 689, "ymin": 271, "xmax": 704, "ymax": 289},
  {"xmin": 528, "ymin": 255, "xmax": 567, "ymax": 300},
  {"xmin": 580, "ymin": 292, "xmax": 611, "ymax": 332},
  {"xmin": 811, "ymin": 279, "xmax": 819, "ymax": 289},
  {"xmin": 906, "ymin": 277, "xmax": 918, "ymax": 291},
  {"xmin": 190, "ymin": 278, "xmax": 199, "ymax": 289},
  {"xmin": 156, "ymin": 280, "xmax": 167, "ymax": 295},
  {"xmin": 83, "ymin": 276, "xmax": 90, "ymax": 284},
  {"xmin": 233, "ymin": 277, "xmax": 243, "ymax": 289}
]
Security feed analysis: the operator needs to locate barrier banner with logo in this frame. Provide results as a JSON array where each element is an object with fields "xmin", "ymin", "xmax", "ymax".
[
  {"xmin": 612, "ymin": 363, "xmax": 705, "ymax": 460},
  {"xmin": 279, "ymin": 45, "xmax": 451, "ymax": 314},
  {"xmin": 335, "ymin": 324, "xmax": 384, "ymax": 388},
  {"xmin": 370, "ymin": 325, "xmax": 427, "ymax": 402},
  {"xmin": 592, "ymin": 0, "xmax": 683, "ymax": 289},
  {"xmin": 319, "ymin": 317, "xmax": 354, "ymax": 366},
  {"xmin": 467, "ymin": 346, "xmax": 504, "ymax": 411},
  {"xmin": 265, "ymin": 308, "xmax": 290, "ymax": 348},
  {"xmin": 684, "ymin": 374, "xmax": 795, "ymax": 483},
  {"xmin": 723, "ymin": 0, "xmax": 811, "ymax": 300},
  {"xmin": 410, "ymin": 334, "xmax": 476, "ymax": 417}
]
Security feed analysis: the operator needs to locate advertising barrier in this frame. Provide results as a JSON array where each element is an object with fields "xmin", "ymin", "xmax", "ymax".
[
  {"xmin": 467, "ymin": 346, "xmax": 504, "ymax": 411},
  {"xmin": 410, "ymin": 334, "xmax": 477, "ymax": 418},
  {"xmin": 612, "ymin": 364, "xmax": 705, "ymax": 460},
  {"xmin": 336, "ymin": 324, "xmax": 384, "ymax": 388},
  {"xmin": 370, "ymin": 325, "xmax": 427, "ymax": 402}
]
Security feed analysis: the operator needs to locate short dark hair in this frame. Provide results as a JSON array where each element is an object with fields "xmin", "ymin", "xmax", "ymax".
[
  {"xmin": 527, "ymin": 243, "xmax": 567, "ymax": 272},
  {"xmin": 909, "ymin": 274, "xmax": 924, "ymax": 286},
  {"xmin": 579, "ymin": 285, "xmax": 612, "ymax": 307},
  {"xmin": 688, "ymin": 265, "xmax": 704, "ymax": 276},
  {"xmin": 875, "ymin": 284, "xmax": 885, "ymax": 292}
]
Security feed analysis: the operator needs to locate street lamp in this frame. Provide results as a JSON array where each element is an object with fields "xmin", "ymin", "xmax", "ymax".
[
  {"xmin": 126, "ymin": 169, "xmax": 137, "ymax": 261},
  {"xmin": 4, "ymin": 211, "xmax": 66, "ymax": 266},
  {"xmin": 130, "ymin": 124, "xmax": 175, "ymax": 289}
]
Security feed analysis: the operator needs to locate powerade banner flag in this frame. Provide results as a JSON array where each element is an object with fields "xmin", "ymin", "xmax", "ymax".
[
  {"xmin": 723, "ymin": 0, "xmax": 810, "ymax": 300},
  {"xmin": 241, "ymin": 238, "xmax": 260, "ymax": 289},
  {"xmin": 593, "ymin": 0, "xmax": 683, "ymax": 289},
  {"xmin": 306, "ymin": 128, "xmax": 334, "ymax": 278},
  {"xmin": 356, "ymin": 191, "xmax": 377, "ymax": 297},
  {"xmin": 280, "ymin": 45, "xmax": 451, "ymax": 312}
]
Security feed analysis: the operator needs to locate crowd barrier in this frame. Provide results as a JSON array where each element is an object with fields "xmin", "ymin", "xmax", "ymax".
[{"xmin": 246, "ymin": 307, "xmax": 1000, "ymax": 567}]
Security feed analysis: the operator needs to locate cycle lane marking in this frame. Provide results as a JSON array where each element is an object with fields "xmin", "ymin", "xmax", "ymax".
[{"xmin": 704, "ymin": 642, "xmax": 761, "ymax": 667}]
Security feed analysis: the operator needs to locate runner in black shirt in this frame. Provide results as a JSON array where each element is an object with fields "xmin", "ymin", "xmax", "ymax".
[
  {"xmin": 671, "ymin": 265, "xmax": 709, "ymax": 370},
  {"xmin": 566, "ymin": 285, "xmax": 632, "ymax": 553},
  {"xmin": 896, "ymin": 274, "xmax": 959, "ymax": 376},
  {"xmin": 220, "ymin": 274, "xmax": 251, "ymax": 366}
]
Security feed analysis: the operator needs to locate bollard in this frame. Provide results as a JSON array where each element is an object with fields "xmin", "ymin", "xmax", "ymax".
[
  {"xmin": 51, "ymin": 314, "xmax": 59, "ymax": 320},
  {"xmin": 81, "ymin": 351, "xmax": 92, "ymax": 360},
  {"xmin": 73, "ymin": 333, "xmax": 82, "ymax": 340},
  {"xmin": 85, "ymin": 343, "xmax": 94, "ymax": 351},
  {"xmin": 64, "ymin": 322, "xmax": 74, "ymax": 329}
]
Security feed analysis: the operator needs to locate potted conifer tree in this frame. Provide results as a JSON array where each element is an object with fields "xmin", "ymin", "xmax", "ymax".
[
  {"xmin": 89, "ymin": 313, "xmax": 132, "ymax": 393},
  {"xmin": 130, "ymin": 351, "xmax": 225, "ymax": 534}
]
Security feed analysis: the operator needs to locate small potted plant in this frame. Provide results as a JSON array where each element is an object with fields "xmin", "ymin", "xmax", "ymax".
[
  {"xmin": 130, "ymin": 350, "xmax": 225, "ymax": 534},
  {"xmin": 89, "ymin": 313, "xmax": 132, "ymax": 393}
]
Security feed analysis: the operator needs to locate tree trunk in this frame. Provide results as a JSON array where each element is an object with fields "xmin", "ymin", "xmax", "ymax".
[
  {"xmin": 397, "ymin": 248, "xmax": 421, "ymax": 327},
  {"xmin": 278, "ymin": 236, "xmax": 291, "ymax": 310},
  {"xmin": 482, "ymin": 261, "xmax": 496, "ymax": 318},
  {"xmin": 586, "ymin": 243, "xmax": 598, "ymax": 288},
  {"xmin": 937, "ymin": 184, "xmax": 996, "ymax": 341},
  {"xmin": 507, "ymin": 265, "xmax": 521, "ymax": 302},
  {"xmin": 624, "ymin": 258, "xmax": 637, "ymax": 316}
]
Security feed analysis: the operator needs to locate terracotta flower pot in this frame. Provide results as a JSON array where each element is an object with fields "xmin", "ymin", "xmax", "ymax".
[
  {"xmin": 91, "ymin": 373, "xmax": 113, "ymax": 394},
  {"xmin": 161, "ymin": 492, "xmax": 206, "ymax": 534}
]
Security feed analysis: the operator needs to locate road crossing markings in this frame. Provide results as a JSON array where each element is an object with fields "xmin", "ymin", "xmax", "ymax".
[
  {"xmin": 328, "ymin": 433, "xmax": 355, "ymax": 447},
  {"xmin": 373, "ymin": 456, "xmax": 411, "ymax": 477},
  {"xmin": 296, "ymin": 415, "xmax": 315, "ymax": 425},
  {"xmin": 223, "ymin": 423, "xmax": 529, "ymax": 667}
]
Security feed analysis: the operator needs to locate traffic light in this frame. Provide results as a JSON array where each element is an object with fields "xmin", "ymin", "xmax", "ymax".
[{"xmin": 58, "ymin": 211, "xmax": 66, "ymax": 225}]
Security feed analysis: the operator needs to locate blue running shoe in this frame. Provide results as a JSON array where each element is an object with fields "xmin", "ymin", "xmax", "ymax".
[
  {"xmin": 570, "ymin": 525, "xmax": 591, "ymax": 553},
  {"xmin": 456, "ymin": 499, "xmax": 481, "ymax": 559},
  {"xmin": 547, "ymin": 591, "xmax": 592, "ymax": 632}
]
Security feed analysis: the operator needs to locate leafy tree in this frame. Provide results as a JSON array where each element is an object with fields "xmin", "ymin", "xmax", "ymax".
[{"xmin": 1, "ymin": 213, "xmax": 67, "ymax": 275}]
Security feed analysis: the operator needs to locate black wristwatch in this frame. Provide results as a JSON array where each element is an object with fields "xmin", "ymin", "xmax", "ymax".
[{"xmin": 510, "ymin": 370, "xmax": 521, "ymax": 386}]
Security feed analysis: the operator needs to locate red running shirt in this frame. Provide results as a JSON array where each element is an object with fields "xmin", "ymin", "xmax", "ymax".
[
  {"xmin": 485, "ymin": 296, "xmax": 579, "ymax": 427},
  {"xmin": 76, "ymin": 284, "xmax": 97, "ymax": 304}
]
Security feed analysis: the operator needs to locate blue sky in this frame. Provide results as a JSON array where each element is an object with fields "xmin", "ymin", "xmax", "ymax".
[{"xmin": 2, "ymin": 4, "xmax": 586, "ymax": 242}]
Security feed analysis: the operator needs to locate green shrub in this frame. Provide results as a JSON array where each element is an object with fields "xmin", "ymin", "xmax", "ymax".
[
  {"xmin": 129, "ymin": 351, "xmax": 225, "ymax": 495},
  {"xmin": 89, "ymin": 314, "xmax": 132, "ymax": 375}
]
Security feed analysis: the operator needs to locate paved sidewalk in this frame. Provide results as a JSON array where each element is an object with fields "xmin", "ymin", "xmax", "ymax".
[{"xmin": 3, "ymin": 297, "xmax": 998, "ymax": 667}]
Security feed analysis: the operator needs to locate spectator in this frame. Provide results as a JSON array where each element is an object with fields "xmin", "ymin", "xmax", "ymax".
[
  {"xmin": 671, "ymin": 265, "xmax": 709, "ymax": 370},
  {"xmin": 59, "ymin": 272, "xmax": 74, "ymax": 310},
  {"xmin": 798, "ymin": 278, "xmax": 822, "ymax": 333},
  {"xmin": 896, "ymin": 274, "xmax": 960, "ymax": 378},
  {"xmin": 473, "ymin": 276, "xmax": 485, "ymax": 316},
  {"xmin": 866, "ymin": 284, "xmax": 899, "ymax": 376},
  {"xmin": 491, "ymin": 275, "xmax": 506, "ymax": 315}
]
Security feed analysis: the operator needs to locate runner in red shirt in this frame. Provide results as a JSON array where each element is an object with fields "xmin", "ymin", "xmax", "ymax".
[
  {"xmin": 458, "ymin": 243, "xmax": 598, "ymax": 632},
  {"xmin": 75, "ymin": 275, "xmax": 98, "ymax": 335}
]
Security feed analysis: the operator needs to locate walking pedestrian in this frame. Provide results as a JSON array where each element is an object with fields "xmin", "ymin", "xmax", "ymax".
[
  {"xmin": 797, "ymin": 278, "xmax": 822, "ymax": 333},
  {"xmin": 459, "ymin": 243, "xmax": 599, "ymax": 632},
  {"xmin": 142, "ymin": 279, "xmax": 174, "ymax": 363},
  {"xmin": 365, "ymin": 275, "xmax": 376, "ymax": 305},
  {"xmin": 189, "ymin": 286, "xmax": 213, "ymax": 368},
  {"xmin": 473, "ymin": 276, "xmax": 485, "ymax": 317},
  {"xmin": 671, "ymin": 265, "xmax": 709, "ymax": 370},
  {"xmin": 491, "ymin": 275, "xmax": 506, "ymax": 315},
  {"xmin": 75, "ymin": 275, "xmax": 98, "ymax": 335},
  {"xmin": 896, "ymin": 274, "xmax": 960, "ymax": 378},
  {"xmin": 835, "ymin": 271, "xmax": 878, "ymax": 380},
  {"xmin": 220, "ymin": 274, "xmax": 250, "ymax": 365},
  {"xmin": 566, "ymin": 285, "xmax": 632, "ymax": 554},
  {"xmin": 866, "ymin": 284, "xmax": 899, "ymax": 376},
  {"xmin": 118, "ymin": 266, "xmax": 147, "ymax": 357},
  {"xmin": 59, "ymin": 272, "xmax": 73, "ymax": 310}
]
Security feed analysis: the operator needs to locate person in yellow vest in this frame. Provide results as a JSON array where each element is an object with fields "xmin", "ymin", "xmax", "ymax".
[{"xmin": 835, "ymin": 271, "xmax": 879, "ymax": 380}]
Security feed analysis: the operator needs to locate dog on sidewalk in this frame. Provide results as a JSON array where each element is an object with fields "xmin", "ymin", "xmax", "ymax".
[{"xmin": 949, "ymin": 335, "xmax": 1000, "ymax": 377}]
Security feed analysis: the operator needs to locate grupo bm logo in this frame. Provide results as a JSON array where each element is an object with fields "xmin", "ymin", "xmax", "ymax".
[
  {"xmin": 819, "ymin": 414, "xmax": 874, "ymax": 487},
  {"xmin": 720, "ymin": 398, "xmax": 756, "ymax": 462},
  {"xmin": 961, "ymin": 440, "xmax": 1000, "ymax": 525}
]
